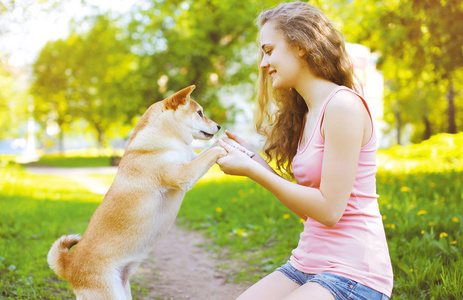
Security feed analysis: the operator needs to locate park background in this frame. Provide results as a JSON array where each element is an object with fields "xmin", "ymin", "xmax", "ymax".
[{"xmin": 1, "ymin": 0, "xmax": 462, "ymax": 299}]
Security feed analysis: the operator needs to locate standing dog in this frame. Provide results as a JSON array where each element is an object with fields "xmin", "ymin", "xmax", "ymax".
[{"xmin": 47, "ymin": 85, "xmax": 228, "ymax": 299}]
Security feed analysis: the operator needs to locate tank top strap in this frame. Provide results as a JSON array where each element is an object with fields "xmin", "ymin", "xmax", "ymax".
[
  {"xmin": 320, "ymin": 86, "xmax": 370, "ymax": 120},
  {"xmin": 298, "ymin": 86, "xmax": 372, "ymax": 153},
  {"xmin": 320, "ymin": 86, "xmax": 375, "ymax": 149},
  {"xmin": 320, "ymin": 86, "xmax": 371, "ymax": 127},
  {"xmin": 298, "ymin": 86, "xmax": 350, "ymax": 152}
]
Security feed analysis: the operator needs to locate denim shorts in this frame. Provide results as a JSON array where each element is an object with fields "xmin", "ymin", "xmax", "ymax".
[{"xmin": 276, "ymin": 261, "xmax": 389, "ymax": 300}]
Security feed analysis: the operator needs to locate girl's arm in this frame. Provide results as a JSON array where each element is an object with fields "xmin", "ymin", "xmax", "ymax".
[{"xmin": 217, "ymin": 93, "xmax": 368, "ymax": 226}]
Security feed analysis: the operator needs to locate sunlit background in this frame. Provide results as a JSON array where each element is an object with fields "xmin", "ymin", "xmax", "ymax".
[
  {"xmin": 1, "ymin": 0, "xmax": 461, "ymax": 160},
  {"xmin": 1, "ymin": 1, "xmax": 462, "ymax": 299}
]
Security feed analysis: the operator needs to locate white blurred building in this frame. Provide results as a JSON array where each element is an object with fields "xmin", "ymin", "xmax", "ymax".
[{"xmin": 346, "ymin": 43, "xmax": 390, "ymax": 149}]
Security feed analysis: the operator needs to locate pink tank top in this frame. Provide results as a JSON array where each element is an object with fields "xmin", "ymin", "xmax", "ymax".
[{"xmin": 290, "ymin": 86, "xmax": 393, "ymax": 296}]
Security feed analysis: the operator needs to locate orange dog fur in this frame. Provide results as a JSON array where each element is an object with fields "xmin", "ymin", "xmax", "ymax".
[{"xmin": 47, "ymin": 85, "xmax": 227, "ymax": 299}]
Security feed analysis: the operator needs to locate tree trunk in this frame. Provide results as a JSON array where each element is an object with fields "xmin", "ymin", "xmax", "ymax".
[
  {"xmin": 422, "ymin": 113, "xmax": 432, "ymax": 140},
  {"xmin": 58, "ymin": 120, "xmax": 65, "ymax": 155},
  {"xmin": 97, "ymin": 126, "xmax": 104, "ymax": 150},
  {"xmin": 447, "ymin": 78, "xmax": 457, "ymax": 134},
  {"xmin": 395, "ymin": 109, "xmax": 402, "ymax": 145}
]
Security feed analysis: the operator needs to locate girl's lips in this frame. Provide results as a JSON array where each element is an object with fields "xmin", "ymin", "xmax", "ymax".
[{"xmin": 269, "ymin": 70, "xmax": 276, "ymax": 80}]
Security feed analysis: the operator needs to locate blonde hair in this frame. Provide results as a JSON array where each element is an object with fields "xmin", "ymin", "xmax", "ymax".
[{"xmin": 255, "ymin": 1, "xmax": 358, "ymax": 177}]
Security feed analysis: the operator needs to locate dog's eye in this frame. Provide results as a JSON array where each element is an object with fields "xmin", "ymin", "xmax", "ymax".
[{"xmin": 197, "ymin": 110, "xmax": 203, "ymax": 118}]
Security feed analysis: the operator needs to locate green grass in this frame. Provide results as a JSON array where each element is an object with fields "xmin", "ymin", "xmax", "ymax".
[
  {"xmin": 0, "ymin": 162, "xmax": 101, "ymax": 299},
  {"xmin": 31, "ymin": 155, "xmax": 113, "ymax": 168},
  {"xmin": 1, "ymin": 132, "xmax": 462, "ymax": 299},
  {"xmin": 178, "ymin": 174, "xmax": 301, "ymax": 279}
]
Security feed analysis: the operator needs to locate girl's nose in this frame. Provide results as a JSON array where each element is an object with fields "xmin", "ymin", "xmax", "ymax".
[{"xmin": 260, "ymin": 56, "xmax": 269, "ymax": 69}]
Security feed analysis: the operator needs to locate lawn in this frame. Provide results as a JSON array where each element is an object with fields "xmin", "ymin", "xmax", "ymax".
[
  {"xmin": 1, "ymin": 132, "xmax": 462, "ymax": 299},
  {"xmin": 0, "ymin": 161, "xmax": 101, "ymax": 299}
]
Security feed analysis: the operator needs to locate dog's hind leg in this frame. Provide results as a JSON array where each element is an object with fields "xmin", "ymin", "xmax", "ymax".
[
  {"xmin": 75, "ymin": 286, "xmax": 123, "ymax": 300},
  {"xmin": 123, "ymin": 279, "xmax": 132, "ymax": 300},
  {"xmin": 110, "ymin": 270, "xmax": 130, "ymax": 300},
  {"xmin": 74, "ymin": 274, "xmax": 127, "ymax": 300},
  {"xmin": 120, "ymin": 263, "xmax": 136, "ymax": 300}
]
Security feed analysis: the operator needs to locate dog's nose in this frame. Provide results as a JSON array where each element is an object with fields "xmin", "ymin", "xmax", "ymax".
[{"xmin": 217, "ymin": 125, "xmax": 221, "ymax": 131}]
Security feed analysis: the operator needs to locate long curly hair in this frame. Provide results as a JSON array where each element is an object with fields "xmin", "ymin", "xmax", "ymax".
[{"xmin": 255, "ymin": 1, "xmax": 358, "ymax": 177}]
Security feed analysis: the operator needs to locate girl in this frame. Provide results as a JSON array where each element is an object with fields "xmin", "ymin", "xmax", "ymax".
[{"xmin": 217, "ymin": 2, "xmax": 393, "ymax": 300}]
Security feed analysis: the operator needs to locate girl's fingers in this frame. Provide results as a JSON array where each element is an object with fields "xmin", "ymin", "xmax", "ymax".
[
  {"xmin": 218, "ymin": 138, "xmax": 235, "ymax": 153},
  {"xmin": 225, "ymin": 130, "xmax": 248, "ymax": 148}
]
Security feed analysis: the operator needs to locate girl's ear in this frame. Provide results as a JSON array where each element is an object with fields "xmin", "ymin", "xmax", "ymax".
[{"xmin": 298, "ymin": 46, "xmax": 307, "ymax": 57}]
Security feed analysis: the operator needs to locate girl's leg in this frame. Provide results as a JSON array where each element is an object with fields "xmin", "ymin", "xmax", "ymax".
[
  {"xmin": 283, "ymin": 282, "xmax": 336, "ymax": 300},
  {"xmin": 237, "ymin": 271, "xmax": 300, "ymax": 300}
]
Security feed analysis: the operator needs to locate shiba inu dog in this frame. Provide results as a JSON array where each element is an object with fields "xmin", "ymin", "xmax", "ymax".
[{"xmin": 47, "ymin": 85, "xmax": 232, "ymax": 299}]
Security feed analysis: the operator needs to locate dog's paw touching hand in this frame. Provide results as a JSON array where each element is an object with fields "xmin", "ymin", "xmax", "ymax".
[
  {"xmin": 219, "ymin": 136, "xmax": 255, "ymax": 158},
  {"xmin": 216, "ymin": 145, "xmax": 228, "ymax": 158}
]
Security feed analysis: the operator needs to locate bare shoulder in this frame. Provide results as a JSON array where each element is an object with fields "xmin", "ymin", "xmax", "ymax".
[
  {"xmin": 324, "ymin": 90, "xmax": 365, "ymax": 118},
  {"xmin": 321, "ymin": 90, "xmax": 367, "ymax": 140}
]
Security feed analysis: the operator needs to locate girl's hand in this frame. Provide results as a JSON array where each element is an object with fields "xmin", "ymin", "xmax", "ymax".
[
  {"xmin": 217, "ymin": 139, "xmax": 257, "ymax": 177},
  {"xmin": 223, "ymin": 130, "xmax": 279, "ymax": 176},
  {"xmin": 224, "ymin": 130, "xmax": 253, "ymax": 152}
]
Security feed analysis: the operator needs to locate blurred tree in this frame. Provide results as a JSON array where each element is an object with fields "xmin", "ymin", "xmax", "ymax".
[
  {"xmin": 31, "ymin": 40, "xmax": 72, "ymax": 152},
  {"xmin": 32, "ymin": 14, "xmax": 138, "ymax": 150},
  {"xmin": 1, "ymin": 0, "xmax": 88, "ymax": 145},
  {"xmin": 335, "ymin": 0, "xmax": 462, "ymax": 143},
  {"xmin": 0, "ymin": 62, "xmax": 29, "ymax": 139},
  {"xmin": 30, "ymin": 0, "xmax": 287, "ymax": 149},
  {"xmin": 125, "ymin": 0, "xmax": 282, "ymax": 124},
  {"xmin": 414, "ymin": 0, "xmax": 463, "ymax": 134},
  {"xmin": 65, "ymin": 15, "xmax": 138, "ymax": 149}
]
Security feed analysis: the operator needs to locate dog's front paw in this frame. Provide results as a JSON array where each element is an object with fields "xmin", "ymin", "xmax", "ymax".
[
  {"xmin": 219, "ymin": 137, "xmax": 255, "ymax": 158},
  {"xmin": 215, "ymin": 146, "xmax": 227, "ymax": 158}
]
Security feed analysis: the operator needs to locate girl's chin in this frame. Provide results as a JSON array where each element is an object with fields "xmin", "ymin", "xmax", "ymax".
[
  {"xmin": 271, "ymin": 75, "xmax": 293, "ymax": 90},
  {"xmin": 271, "ymin": 80, "xmax": 290, "ymax": 90},
  {"xmin": 271, "ymin": 78, "xmax": 281, "ymax": 89}
]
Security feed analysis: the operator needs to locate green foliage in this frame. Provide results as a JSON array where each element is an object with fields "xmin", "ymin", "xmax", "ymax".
[
  {"xmin": 378, "ymin": 132, "xmax": 463, "ymax": 172},
  {"xmin": 0, "ymin": 63, "xmax": 29, "ymax": 139},
  {"xmin": 31, "ymin": 14, "xmax": 138, "ymax": 150},
  {"xmin": 28, "ymin": 0, "xmax": 287, "ymax": 149},
  {"xmin": 333, "ymin": 0, "xmax": 463, "ymax": 141},
  {"xmin": 5, "ymin": 0, "xmax": 463, "ymax": 148},
  {"xmin": 126, "ymin": 0, "xmax": 282, "ymax": 124}
]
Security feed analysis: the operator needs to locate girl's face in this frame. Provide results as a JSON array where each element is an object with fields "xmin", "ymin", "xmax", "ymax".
[{"xmin": 259, "ymin": 22, "xmax": 305, "ymax": 90}]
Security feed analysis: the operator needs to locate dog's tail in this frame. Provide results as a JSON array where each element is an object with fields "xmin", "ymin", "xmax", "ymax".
[{"xmin": 47, "ymin": 234, "xmax": 81, "ymax": 278}]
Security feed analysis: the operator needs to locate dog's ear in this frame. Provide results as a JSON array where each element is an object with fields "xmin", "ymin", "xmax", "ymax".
[{"xmin": 165, "ymin": 85, "xmax": 196, "ymax": 110}]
